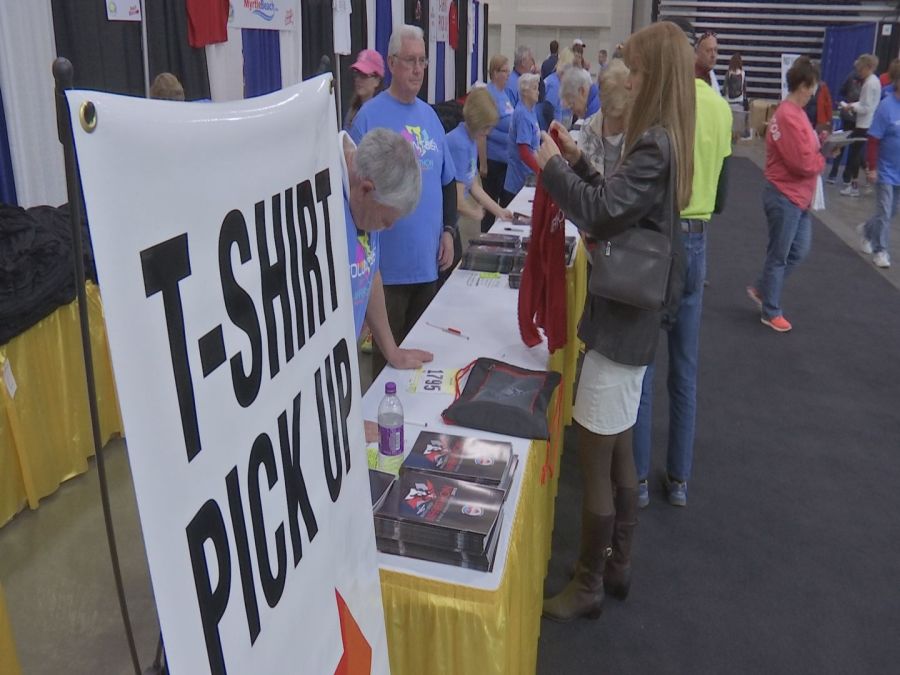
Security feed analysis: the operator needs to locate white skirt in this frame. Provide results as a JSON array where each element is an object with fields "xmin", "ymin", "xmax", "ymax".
[{"xmin": 573, "ymin": 349, "xmax": 647, "ymax": 435}]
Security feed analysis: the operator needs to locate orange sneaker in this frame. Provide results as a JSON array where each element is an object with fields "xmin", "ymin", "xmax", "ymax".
[
  {"xmin": 746, "ymin": 286, "xmax": 762, "ymax": 309},
  {"xmin": 761, "ymin": 315, "xmax": 792, "ymax": 332}
]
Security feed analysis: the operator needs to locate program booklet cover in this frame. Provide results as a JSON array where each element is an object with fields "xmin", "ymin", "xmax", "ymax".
[
  {"xmin": 402, "ymin": 431, "xmax": 514, "ymax": 490},
  {"xmin": 374, "ymin": 470, "xmax": 505, "ymax": 554}
]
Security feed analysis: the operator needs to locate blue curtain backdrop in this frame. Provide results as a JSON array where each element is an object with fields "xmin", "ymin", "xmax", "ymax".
[
  {"xmin": 375, "ymin": 0, "xmax": 393, "ymax": 86},
  {"xmin": 0, "ymin": 87, "xmax": 16, "ymax": 205},
  {"xmin": 821, "ymin": 23, "xmax": 877, "ymax": 112},
  {"xmin": 242, "ymin": 29, "xmax": 282, "ymax": 98},
  {"xmin": 471, "ymin": 0, "xmax": 479, "ymax": 85}
]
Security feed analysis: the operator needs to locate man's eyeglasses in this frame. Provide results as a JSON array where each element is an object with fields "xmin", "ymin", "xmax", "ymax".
[{"xmin": 394, "ymin": 55, "xmax": 429, "ymax": 68}]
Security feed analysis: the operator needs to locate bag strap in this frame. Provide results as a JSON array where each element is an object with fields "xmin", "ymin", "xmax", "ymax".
[
  {"xmin": 665, "ymin": 128, "xmax": 678, "ymax": 246},
  {"xmin": 452, "ymin": 359, "xmax": 478, "ymax": 400},
  {"xmin": 540, "ymin": 380, "xmax": 564, "ymax": 485}
]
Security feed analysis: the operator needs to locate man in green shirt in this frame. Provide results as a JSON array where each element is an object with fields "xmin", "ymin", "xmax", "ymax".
[{"xmin": 634, "ymin": 18, "xmax": 733, "ymax": 508}]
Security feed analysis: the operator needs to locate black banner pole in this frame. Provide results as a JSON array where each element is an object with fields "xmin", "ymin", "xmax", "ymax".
[{"xmin": 51, "ymin": 57, "xmax": 143, "ymax": 675}]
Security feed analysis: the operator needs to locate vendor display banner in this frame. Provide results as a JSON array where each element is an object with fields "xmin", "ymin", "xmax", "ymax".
[
  {"xmin": 106, "ymin": 2, "xmax": 142, "ymax": 21},
  {"xmin": 229, "ymin": 0, "xmax": 298, "ymax": 30},
  {"xmin": 66, "ymin": 76, "xmax": 388, "ymax": 675},
  {"xmin": 429, "ymin": 0, "xmax": 450, "ymax": 42}
]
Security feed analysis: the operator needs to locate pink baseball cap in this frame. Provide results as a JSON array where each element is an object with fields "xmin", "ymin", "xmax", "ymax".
[{"xmin": 351, "ymin": 49, "xmax": 385, "ymax": 78}]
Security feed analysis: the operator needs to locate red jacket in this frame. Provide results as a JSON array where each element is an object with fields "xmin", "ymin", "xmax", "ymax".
[
  {"xmin": 765, "ymin": 100, "xmax": 825, "ymax": 209},
  {"xmin": 517, "ymin": 134, "xmax": 567, "ymax": 353}
]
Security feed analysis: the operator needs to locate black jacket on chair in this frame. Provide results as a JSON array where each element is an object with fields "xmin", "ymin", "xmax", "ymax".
[{"xmin": 541, "ymin": 127, "xmax": 685, "ymax": 366}]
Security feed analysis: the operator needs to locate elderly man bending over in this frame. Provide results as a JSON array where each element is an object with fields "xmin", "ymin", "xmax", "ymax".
[{"xmin": 340, "ymin": 127, "xmax": 433, "ymax": 370}]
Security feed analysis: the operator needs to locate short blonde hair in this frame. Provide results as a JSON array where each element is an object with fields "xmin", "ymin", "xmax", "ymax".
[
  {"xmin": 149, "ymin": 72, "xmax": 185, "ymax": 101},
  {"xmin": 556, "ymin": 48, "xmax": 575, "ymax": 75},
  {"xmin": 463, "ymin": 87, "xmax": 499, "ymax": 132},
  {"xmin": 488, "ymin": 54, "xmax": 510, "ymax": 79},
  {"xmin": 599, "ymin": 59, "xmax": 630, "ymax": 119},
  {"xmin": 855, "ymin": 54, "xmax": 879, "ymax": 72}
]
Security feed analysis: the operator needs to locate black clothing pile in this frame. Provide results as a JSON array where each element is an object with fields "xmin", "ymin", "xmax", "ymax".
[{"xmin": 0, "ymin": 203, "xmax": 96, "ymax": 345}]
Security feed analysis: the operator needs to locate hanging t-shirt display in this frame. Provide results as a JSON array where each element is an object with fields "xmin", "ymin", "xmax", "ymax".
[
  {"xmin": 350, "ymin": 91, "xmax": 456, "ymax": 285},
  {"xmin": 185, "ymin": 0, "xmax": 228, "ymax": 48},
  {"xmin": 504, "ymin": 102, "xmax": 540, "ymax": 194},
  {"xmin": 446, "ymin": 123, "xmax": 477, "ymax": 195},
  {"xmin": 334, "ymin": 0, "xmax": 353, "ymax": 55}
]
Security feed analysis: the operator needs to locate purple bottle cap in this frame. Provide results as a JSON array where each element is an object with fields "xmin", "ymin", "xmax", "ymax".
[{"xmin": 385, "ymin": 381, "xmax": 397, "ymax": 394}]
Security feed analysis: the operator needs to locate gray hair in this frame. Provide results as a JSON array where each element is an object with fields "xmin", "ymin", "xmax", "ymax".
[
  {"xmin": 514, "ymin": 45, "xmax": 534, "ymax": 71},
  {"xmin": 560, "ymin": 67, "xmax": 592, "ymax": 102},
  {"xmin": 355, "ymin": 128, "xmax": 422, "ymax": 216},
  {"xmin": 388, "ymin": 25, "xmax": 424, "ymax": 58},
  {"xmin": 518, "ymin": 72, "xmax": 540, "ymax": 96}
]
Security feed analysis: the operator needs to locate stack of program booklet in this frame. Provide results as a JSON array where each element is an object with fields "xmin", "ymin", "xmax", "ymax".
[{"xmin": 373, "ymin": 432, "xmax": 519, "ymax": 572}]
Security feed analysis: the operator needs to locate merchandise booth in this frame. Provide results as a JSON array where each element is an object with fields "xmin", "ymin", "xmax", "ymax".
[{"xmin": 0, "ymin": 2, "xmax": 591, "ymax": 674}]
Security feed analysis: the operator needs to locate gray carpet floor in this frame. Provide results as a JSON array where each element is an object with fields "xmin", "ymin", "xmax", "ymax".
[{"xmin": 537, "ymin": 157, "xmax": 900, "ymax": 674}]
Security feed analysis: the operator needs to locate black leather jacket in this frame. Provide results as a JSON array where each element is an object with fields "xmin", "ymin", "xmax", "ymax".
[{"xmin": 541, "ymin": 127, "xmax": 684, "ymax": 366}]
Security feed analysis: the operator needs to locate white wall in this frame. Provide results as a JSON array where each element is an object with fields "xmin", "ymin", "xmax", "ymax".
[{"xmin": 486, "ymin": 0, "xmax": 632, "ymax": 75}]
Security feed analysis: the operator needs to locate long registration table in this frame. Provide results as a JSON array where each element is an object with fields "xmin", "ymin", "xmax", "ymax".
[{"xmin": 365, "ymin": 189, "xmax": 586, "ymax": 674}]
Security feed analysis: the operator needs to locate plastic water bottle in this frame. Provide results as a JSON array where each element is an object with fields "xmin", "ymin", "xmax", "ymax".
[{"xmin": 377, "ymin": 382, "xmax": 404, "ymax": 474}]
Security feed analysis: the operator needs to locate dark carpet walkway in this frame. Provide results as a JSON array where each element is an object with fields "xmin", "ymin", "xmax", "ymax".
[{"xmin": 537, "ymin": 158, "xmax": 900, "ymax": 675}]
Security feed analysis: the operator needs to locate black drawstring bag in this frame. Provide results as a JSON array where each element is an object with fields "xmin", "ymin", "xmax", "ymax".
[{"xmin": 441, "ymin": 358, "xmax": 562, "ymax": 440}]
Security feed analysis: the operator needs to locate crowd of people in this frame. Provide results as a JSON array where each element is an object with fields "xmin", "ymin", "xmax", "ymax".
[{"xmin": 334, "ymin": 16, "xmax": 895, "ymax": 627}]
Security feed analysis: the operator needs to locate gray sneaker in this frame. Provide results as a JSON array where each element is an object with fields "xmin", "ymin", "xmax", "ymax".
[
  {"xmin": 637, "ymin": 480, "xmax": 649, "ymax": 509},
  {"xmin": 664, "ymin": 475, "xmax": 687, "ymax": 507}
]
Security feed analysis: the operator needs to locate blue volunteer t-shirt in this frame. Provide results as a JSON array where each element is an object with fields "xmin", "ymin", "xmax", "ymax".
[
  {"xmin": 586, "ymin": 83, "xmax": 600, "ymax": 118},
  {"xmin": 486, "ymin": 82, "xmax": 514, "ymax": 162},
  {"xmin": 350, "ymin": 91, "xmax": 455, "ymax": 284},
  {"xmin": 446, "ymin": 123, "xmax": 477, "ymax": 195},
  {"xmin": 343, "ymin": 196, "xmax": 379, "ymax": 338},
  {"xmin": 544, "ymin": 73, "xmax": 561, "ymax": 119},
  {"xmin": 506, "ymin": 69, "xmax": 521, "ymax": 108},
  {"xmin": 869, "ymin": 94, "xmax": 900, "ymax": 185},
  {"xmin": 504, "ymin": 103, "xmax": 540, "ymax": 194}
]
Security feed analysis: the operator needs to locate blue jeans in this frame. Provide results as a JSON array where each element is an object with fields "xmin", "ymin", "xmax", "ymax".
[
  {"xmin": 633, "ymin": 229, "xmax": 706, "ymax": 483},
  {"xmin": 863, "ymin": 181, "xmax": 900, "ymax": 254},
  {"xmin": 756, "ymin": 183, "xmax": 811, "ymax": 320}
]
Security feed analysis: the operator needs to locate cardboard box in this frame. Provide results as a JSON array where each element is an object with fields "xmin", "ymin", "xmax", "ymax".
[{"xmin": 748, "ymin": 98, "xmax": 780, "ymax": 137}]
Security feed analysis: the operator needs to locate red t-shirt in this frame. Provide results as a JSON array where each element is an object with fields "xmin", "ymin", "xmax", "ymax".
[
  {"xmin": 186, "ymin": 0, "xmax": 229, "ymax": 48},
  {"xmin": 764, "ymin": 100, "xmax": 825, "ymax": 209}
]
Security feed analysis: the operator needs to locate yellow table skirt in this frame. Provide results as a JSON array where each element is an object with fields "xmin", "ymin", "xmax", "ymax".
[
  {"xmin": 379, "ymin": 389, "xmax": 565, "ymax": 675},
  {"xmin": 551, "ymin": 243, "xmax": 587, "ymax": 426},
  {"xmin": 0, "ymin": 582, "xmax": 21, "ymax": 675},
  {"xmin": 0, "ymin": 283, "xmax": 123, "ymax": 528},
  {"xmin": 379, "ymin": 250, "xmax": 583, "ymax": 674}
]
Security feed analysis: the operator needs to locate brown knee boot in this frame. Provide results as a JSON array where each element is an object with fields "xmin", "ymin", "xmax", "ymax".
[
  {"xmin": 542, "ymin": 510, "xmax": 615, "ymax": 622},
  {"xmin": 604, "ymin": 486, "xmax": 638, "ymax": 600}
]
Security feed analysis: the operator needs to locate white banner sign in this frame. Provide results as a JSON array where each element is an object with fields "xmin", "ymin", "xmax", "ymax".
[
  {"xmin": 106, "ymin": 1, "xmax": 141, "ymax": 22},
  {"xmin": 229, "ymin": 0, "xmax": 298, "ymax": 31},
  {"xmin": 66, "ymin": 77, "xmax": 388, "ymax": 675},
  {"xmin": 429, "ymin": 0, "xmax": 450, "ymax": 43}
]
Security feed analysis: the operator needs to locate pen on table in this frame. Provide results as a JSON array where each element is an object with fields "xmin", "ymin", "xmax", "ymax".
[
  {"xmin": 405, "ymin": 419, "xmax": 428, "ymax": 427},
  {"xmin": 426, "ymin": 321, "xmax": 470, "ymax": 340}
]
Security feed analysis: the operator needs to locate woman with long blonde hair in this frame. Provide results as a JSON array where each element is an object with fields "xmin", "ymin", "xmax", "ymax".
[{"xmin": 536, "ymin": 21, "xmax": 695, "ymax": 622}]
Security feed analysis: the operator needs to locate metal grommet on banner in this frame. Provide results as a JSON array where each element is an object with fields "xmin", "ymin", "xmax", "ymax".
[{"xmin": 79, "ymin": 101, "xmax": 97, "ymax": 133}]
